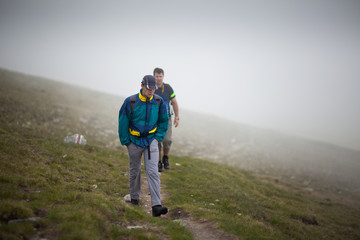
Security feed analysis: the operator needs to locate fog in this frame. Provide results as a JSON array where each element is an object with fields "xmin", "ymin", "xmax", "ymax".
[{"xmin": 1, "ymin": 0, "xmax": 360, "ymax": 150}]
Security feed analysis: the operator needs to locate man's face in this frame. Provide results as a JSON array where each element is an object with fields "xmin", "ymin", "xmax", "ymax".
[
  {"xmin": 141, "ymin": 85, "xmax": 156, "ymax": 98},
  {"xmin": 154, "ymin": 73, "xmax": 164, "ymax": 88}
]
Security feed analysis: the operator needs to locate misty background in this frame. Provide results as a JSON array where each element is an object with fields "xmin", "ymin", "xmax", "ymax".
[{"xmin": 0, "ymin": 0, "xmax": 360, "ymax": 151}]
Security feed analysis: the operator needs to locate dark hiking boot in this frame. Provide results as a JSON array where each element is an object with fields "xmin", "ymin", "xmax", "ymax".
[
  {"xmin": 131, "ymin": 199, "xmax": 139, "ymax": 206},
  {"xmin": 152, "ymin": 205, "xmax": 168, "ymax": 217},
  {"xmin": 163, "ymin": 156, "xmax": 170, "ymax": 169},
  {"xmin": 158, "ymin": 161, "xmax": 163, "ymax": 172}
]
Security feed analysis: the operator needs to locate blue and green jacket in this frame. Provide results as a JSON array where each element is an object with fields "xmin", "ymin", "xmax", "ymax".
[{"xmin": 118, "ymin": 90, "xmax": 169, "ymax": 148}]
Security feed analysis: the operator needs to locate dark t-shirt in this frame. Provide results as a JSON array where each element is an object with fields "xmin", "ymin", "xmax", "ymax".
[{"xmin": 155, "ymin": 83, "xmax": 175, "ymax": 116}]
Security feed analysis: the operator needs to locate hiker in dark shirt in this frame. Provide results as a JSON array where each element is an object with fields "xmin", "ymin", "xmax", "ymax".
[{"xmin": 154, "ymin": 67, "xmax": 180, "ymax": 172}]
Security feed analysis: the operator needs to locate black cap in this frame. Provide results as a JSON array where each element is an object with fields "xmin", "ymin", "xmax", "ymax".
[{"xmin": 141, "ymin": 75, "xmax": 158, "ymax": 90}]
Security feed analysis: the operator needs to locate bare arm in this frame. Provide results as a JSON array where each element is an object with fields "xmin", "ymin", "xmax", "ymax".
[{"xmin": 171, "ymin": 97, "xmax": 179, "ymax": 127}]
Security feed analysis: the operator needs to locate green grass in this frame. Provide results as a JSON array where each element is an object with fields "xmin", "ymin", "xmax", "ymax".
[
  {"xmin": 0, "ymin": 69, "xmax": 192, "ymax": 239},
  {"xmin": 162, "ymin": 156, "xmax": 360, "ymax": 240},
  {"xmin": 0, "ymin": 125, "xmax": 192, "ymax": 239},
  {"xmin": 1, "ymin": 68, "xmax": 360, "ymax": 239}
]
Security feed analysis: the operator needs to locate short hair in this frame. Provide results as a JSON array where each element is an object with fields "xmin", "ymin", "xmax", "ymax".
[{"xmin": 153, "ymin": 67, "xmax": 164, "ymax": 75}]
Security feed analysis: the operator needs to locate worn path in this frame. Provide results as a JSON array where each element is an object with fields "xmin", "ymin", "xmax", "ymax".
[{"xmin": 139, "ymin": 172, "xmax": 239, "ymax": 240}]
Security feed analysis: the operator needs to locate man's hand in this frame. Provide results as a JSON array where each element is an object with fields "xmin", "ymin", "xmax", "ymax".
[
  {"xmin": 171, "ymin": 98, "xmax": 179, "ymax": 128},
  {"xmin": 174, "ymin": 117, "xmax": 179, "ymax": 127}
]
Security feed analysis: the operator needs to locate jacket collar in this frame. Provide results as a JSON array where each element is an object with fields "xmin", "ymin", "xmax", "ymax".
[{"xmin": 139, "ymin": 90, "xmax": 153, "ymax": 102}]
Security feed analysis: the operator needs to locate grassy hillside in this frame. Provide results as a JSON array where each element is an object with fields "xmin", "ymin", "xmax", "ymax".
[
  {"xmin": 0, "ymin": 69, "xmax": 192, "ymax": 239},
  {"xmin": 1, "ymin": 68, "xmax": 359, "ymax": 239},
  {"xmin": 165, "ymin": 156, "xmax": 360, "ymax": 240},
  {"xmin": 174, "ymin": 111, "xmax": 360, "ymax": 196}
]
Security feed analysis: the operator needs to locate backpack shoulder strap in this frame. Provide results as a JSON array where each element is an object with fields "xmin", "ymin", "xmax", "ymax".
[
  {"xmin": 153, "ymin": 94, "xmax": 162, "ymax": 119},
  {"xmin": 153, "ymin": 94, "xmax": 161, "ymax": 108},
  {"xmin": 129, "ymin": 94, "xmax": 137, "ymax": 120}
]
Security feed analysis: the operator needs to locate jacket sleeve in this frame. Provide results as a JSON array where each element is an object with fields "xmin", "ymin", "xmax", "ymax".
[
  {"xmin": 118, "ymin": 97, "xmax": 131, "ymax": 146},
  {"xmin": 155, "ymin": 97, "xmax": 169, "ymax": 142}
]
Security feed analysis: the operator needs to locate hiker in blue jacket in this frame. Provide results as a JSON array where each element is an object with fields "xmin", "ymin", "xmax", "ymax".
[
  {"xmin": 154, "ymin": 67, "xmax": 180, "ymax": 172},
  {"xmin": 118, "ymin": 75, "xmax": 169, "ymax": 217}
]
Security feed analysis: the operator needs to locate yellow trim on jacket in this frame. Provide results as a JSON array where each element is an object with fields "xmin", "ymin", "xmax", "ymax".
[
  {"xmin": 130, "ymin": 91, "xmax": 156, "ymax": 137},
  {"xmin": 129, "ymin": 127, "xmax": 157, "ymax": 136},
  {"xmin": 138, "ymin": 91, "xmax": 153, "ymax": 102}
]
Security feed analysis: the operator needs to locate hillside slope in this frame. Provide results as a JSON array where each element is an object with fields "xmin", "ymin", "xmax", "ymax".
[
  {"xmin": 0, "ymin": 68, "xmax": 193, "ymax": 239},
  {"xmin": 1, "ymin": 68, "xmax": 359, "ymax": 239},
  {"xmin": 3, "ymin": 67, "xmax": 359, "ymax": 194},
  {"xmin": 174, "ymin": 111, "xmax": 360, "ymax": 194}
]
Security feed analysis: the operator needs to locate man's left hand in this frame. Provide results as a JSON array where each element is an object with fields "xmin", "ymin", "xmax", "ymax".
[{"xmin": 174, "ymin": 118, "xmax": 179, "ymax": 128}]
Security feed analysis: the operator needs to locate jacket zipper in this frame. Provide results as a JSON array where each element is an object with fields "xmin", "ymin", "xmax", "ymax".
[{"xmin": 145, "ymin": 97, "xmax": 151, "ymax": 159}]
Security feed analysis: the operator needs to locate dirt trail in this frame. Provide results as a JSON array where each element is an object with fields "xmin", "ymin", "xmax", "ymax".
[{"xmin": 140, "ymin": 172, "xmax": 239, "ymax": 240}]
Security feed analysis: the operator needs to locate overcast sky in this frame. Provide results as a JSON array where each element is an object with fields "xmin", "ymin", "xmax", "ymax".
[{"xmin": 1, "ymin": 0, "xmax": 359, "ymax": 150}]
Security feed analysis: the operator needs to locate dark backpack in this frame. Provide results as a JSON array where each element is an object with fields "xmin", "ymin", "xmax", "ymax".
[{"xmin": 129, "ymin": 94, "xmax": 162, "ymax": 120}]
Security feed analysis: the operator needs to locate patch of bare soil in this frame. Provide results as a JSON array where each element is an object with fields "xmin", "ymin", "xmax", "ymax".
[{"xmin": 140, "ymin": 173, "xmax": 239, "ymax": 240}]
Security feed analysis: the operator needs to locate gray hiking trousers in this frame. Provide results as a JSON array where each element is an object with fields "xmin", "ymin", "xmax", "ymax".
[{"xmin": 127, "ymin": 139, "xmax": 161, "ymax": 207}]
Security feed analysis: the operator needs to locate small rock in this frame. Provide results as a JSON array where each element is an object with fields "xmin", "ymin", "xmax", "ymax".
[
  {"xmin": 127, "ymin": 225, "xmax": 143, "ymax": 229},
  {"xmin": 123, "ymin": 194, "xmax": 131, "ymax": 202},
  {"xmin": 8, "ymin": 217, "xmax": 41, "ymax": 224},
  {"xmin": 63, "ymin": 134, "xmax": 87, "ymax": 145}
]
